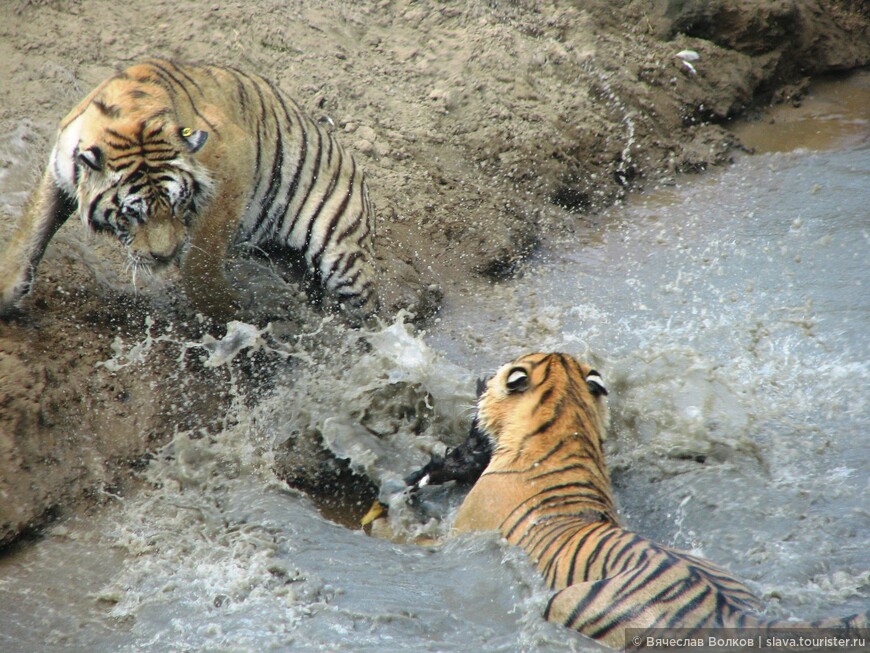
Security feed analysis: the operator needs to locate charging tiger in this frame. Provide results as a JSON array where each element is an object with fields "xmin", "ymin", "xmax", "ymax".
[
  {"xmin": 0, "ymin": 59, "xmax": 378, "ymax": 321},
  {"xmin": 453, "ymin": 352, "xmax": 870, "ymax": 649}
]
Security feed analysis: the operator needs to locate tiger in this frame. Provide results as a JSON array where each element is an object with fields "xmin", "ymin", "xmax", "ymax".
[
  {"xmin": 453, "ymin": 352, "xmax": 870, "ymax": 649},
  {"xmin": 0, "ymin": 59, "xmax": 378, "ymax": 322}
]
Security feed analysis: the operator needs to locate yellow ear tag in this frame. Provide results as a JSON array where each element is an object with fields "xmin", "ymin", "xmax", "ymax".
[{"xmin": 181, "ymin": 127, "xmax": 193, "ymax": 137}]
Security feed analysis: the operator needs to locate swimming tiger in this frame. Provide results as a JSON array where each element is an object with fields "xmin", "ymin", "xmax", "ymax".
[
  {"xmin": 0, "ymin": 59, "xmax": 378, "ymax": 322},
  {"xmin": 453, "ymin": 352, "xmax": 870, "ymax": 649}
]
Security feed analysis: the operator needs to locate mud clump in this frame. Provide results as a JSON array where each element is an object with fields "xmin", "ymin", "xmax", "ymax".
[{"xmin": 1, "ymin": 0, "xmax": 869, "ymax": 545}]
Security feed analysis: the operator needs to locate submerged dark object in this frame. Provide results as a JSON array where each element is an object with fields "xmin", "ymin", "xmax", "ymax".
[
  {"xmin": 361, "ymin": 416, "xmax": 492, "ymax": 528},
  {"xmin": 404, "ymin": 378, "xmax": 492, "ymax": 490},
  {"xmin": 404, "ymin": 417, "xmax": 492, "ymax": 489},
  {"xmin": 361, "ymin": 382, "xmax": 492, "ymax": 529}
]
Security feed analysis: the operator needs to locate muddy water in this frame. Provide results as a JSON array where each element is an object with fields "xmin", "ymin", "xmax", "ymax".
[
  {"xmin": 427, "ymin": 71, "xmax": 870, "ymax": 622},
  {"xmin": 1, "ymin": 73, "xmax": 869, "ymax": 652}
]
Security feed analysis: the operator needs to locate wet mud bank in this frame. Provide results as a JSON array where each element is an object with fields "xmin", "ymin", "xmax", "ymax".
[{"xmin": 1, "ymin": 0, "xmax": 869, "ymax": 545}]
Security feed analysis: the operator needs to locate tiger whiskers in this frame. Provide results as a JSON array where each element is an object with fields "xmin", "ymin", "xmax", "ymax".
[
  {"xmin": 125, "ymin": 255, "xmax": 155, "ymax": 294},
  {"xmin": 126, "ymin": 257, "xmax": 141, "ymax": 294},
  {"xmin": 185, "ymin": 241, "xmax": 207, "ymax": 255}
]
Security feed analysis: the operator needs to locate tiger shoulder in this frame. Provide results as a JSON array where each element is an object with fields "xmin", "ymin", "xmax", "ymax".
[{"xmin": 0, "ymin": 59, "xmax": 379, "ymax": 323}]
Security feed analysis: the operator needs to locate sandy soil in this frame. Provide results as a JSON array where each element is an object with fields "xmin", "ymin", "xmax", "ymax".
[{"xmin": 1, "ymin": 0, "xmax": 868, "ymax": 546}]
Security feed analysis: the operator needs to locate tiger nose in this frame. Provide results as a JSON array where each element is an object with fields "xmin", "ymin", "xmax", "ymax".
[{"xmin": 143, "ymin": 219, "xmax": 184, "ymax": 261}]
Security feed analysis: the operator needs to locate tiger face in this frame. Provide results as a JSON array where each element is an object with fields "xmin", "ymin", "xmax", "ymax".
[
  {"xmin": 62, "ymin": 117, "xmax": 212, "ymax": 273},
  {"xmin": 478, "ymin": 352, "xmax": 609, "ymax": 459},
  {"xmin": 452, "ymin": 352, "xmax": 613, "ymax": 533}
]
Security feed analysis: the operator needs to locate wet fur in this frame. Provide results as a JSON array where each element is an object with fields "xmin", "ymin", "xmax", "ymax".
[{"xmin": 454, "ymin": 352, "xmax": 870, "ymax": 648}]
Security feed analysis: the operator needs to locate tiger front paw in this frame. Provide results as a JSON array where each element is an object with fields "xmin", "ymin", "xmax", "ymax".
[{"xmin": 0, "ymin": 269, "xmax": 32, "ymax": 318}]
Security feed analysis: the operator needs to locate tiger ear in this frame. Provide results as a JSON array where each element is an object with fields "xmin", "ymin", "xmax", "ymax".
[
  {"xmin": 77, "ymin": 146, "xmax": 104, "ymax": 171},
  {"xmin": 180, "ymin": 127, "xmax": 208, "ymax": 153},
  {"xmin": 586, "ymin": 369, "xmax": 608, "ymax": 397},
  {"xmin": 475, "ymin": 377, "xmax": 488, "ymax": 397}
]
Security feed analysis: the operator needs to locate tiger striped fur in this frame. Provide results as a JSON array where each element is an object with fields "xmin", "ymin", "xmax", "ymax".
[
  {"xmin": 453, "ymin": 352, "xmax": 870, "ymax": 649},
  {"xmin": 0, "ymin": 59, "xmax": 378, "ymax": 321}
]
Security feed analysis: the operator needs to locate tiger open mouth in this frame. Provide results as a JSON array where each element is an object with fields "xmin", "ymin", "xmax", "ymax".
[
  {"xmin": 145, "ymin": 247, "xmax": 182, "ymax": 268},
  {"xmin": 126, "ymin": 243, "xmax": 183, "ymax": 270}
]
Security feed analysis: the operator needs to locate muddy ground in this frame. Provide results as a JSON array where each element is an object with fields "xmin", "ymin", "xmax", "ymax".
[{"xmin": 1, "ymin": 0, "xmax": 869, "ymax": 546}]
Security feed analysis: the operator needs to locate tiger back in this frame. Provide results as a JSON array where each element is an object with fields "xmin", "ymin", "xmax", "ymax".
[
  {"xmin": 0, "ymin": 59, "xmax": 378, "ymax": 321},
  {"xmin": 454, "ymin": 352, "xmax": 870, "ymax": 649}
]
